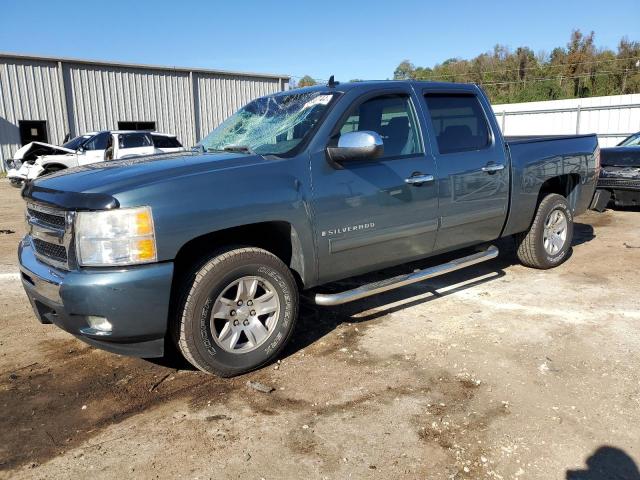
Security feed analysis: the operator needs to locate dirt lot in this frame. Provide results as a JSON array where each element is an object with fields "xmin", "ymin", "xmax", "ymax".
[{"xmin": 0, "ymin": 179, "xmax": 639, "ymax": 480}]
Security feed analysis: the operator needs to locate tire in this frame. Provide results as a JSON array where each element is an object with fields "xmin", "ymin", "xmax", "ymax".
[
  {"xmin": 173, "ymin": 247, "xmax": 299, "ymax": 377},
  {"xmin": 515, "ymin": 193, "xmax": 573, "ymax": 269}
]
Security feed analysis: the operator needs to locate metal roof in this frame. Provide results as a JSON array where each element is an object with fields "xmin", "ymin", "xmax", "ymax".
[{"xmin": 0, "ymin": 51, "xmax": 290, "ymax": 81}]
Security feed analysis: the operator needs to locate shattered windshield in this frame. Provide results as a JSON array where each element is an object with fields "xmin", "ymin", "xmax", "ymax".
[{"xmin": 199, "ymin": 91, "xmax": 336, "ymax": 156}]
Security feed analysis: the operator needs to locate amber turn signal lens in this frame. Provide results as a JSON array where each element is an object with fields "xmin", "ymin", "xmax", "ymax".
[
  {"xmin": 135, "ymin": 238, "xmax": 156, "ymax": 261},
  {"xmin": 136, "ymin": 211, "xmax": 154, "ymax": 236}
]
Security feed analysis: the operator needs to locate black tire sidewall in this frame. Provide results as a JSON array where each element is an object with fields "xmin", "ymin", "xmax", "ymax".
[
  {"xmin": 184, "ymin": 254, "xmax": 297, "ymax": 374},
  {"xmin": 536, "ymin": 197, "xmax": 573, "ymax": 267}
]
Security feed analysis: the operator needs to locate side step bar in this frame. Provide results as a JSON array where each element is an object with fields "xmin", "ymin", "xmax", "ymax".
[{"xmin": 313, "ymin": 245, "xmax": 499, "ymax": 306}]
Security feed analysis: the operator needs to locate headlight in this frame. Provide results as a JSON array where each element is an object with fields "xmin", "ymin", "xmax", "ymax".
[{"xmin": 75, "ymin": 206, "xmax": 157, "ymax": 266}]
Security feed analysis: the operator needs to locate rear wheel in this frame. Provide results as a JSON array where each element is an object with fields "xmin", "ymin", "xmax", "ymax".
[
  {"xmin": 515, "ymin": 193, "xmax": 573, "ymax": 269},
  {"xmin": 173, "ymin": 247, "xmax": 298, "ymax": 377}
]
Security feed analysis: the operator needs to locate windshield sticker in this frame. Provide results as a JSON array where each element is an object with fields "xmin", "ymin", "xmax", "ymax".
[{"xmin": 302, "ymin": 94, "xmax": 333, "ymax": 110}]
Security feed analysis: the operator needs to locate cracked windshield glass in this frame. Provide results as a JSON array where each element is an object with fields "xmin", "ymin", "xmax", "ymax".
[{"xmin": 198, "ymin": 91, "xmax": 335, "ymax": 156}]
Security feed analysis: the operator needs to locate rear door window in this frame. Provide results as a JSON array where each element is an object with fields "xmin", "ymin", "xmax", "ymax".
[
  {"xmin": 424, "ymin": 94, "xmax": 491, "ymax": 154},
  {"xmin": 119, "ymin": 133, "xmax": 152, "ymax": 149}
]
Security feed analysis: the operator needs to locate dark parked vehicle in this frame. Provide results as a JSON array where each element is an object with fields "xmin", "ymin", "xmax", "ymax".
[
  {"xmin": 596, "ymin": 132, "xmax": 640, "ymax": 208},
  {"xmin": 19, "ymin": 80, "xmax": 600, "ymax": 376}
]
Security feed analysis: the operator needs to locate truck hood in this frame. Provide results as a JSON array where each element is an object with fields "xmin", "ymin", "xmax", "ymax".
[
  {"xmin": 35, "ymin": 153, "xmax": 78, "ymax": 164},
  {"xmin": 13, "ymin": 141, "xmax": 75, "ymax": 161},
  {"xmin": 24, "ymin": 151, "xmax": 272, "ymax": 209},
  {"xmin": 600, "ymin": 146, "xmax": 640, "ymax": 167}
]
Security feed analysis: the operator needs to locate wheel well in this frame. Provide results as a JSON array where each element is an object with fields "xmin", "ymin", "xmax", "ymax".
[
  {"xmin": 172, "ymin": 221, "xmax": 305, "ymax": 289},
  {"xmin": 537, "ymin": 174, "xmax": 580, "ymax": 207}
]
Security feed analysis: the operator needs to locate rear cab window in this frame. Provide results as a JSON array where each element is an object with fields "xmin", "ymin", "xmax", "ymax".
[{"xmin": 423, "ymin": 93, "xmax": 491, "ymax": 154}]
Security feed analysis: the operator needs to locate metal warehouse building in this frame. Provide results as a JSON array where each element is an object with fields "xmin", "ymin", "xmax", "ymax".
[{"xmin": 0, "ymin": 52, "xmax": 290, "ymax": 170}]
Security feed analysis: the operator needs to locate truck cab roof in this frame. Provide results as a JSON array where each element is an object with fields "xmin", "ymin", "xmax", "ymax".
[{"xmin": 282, "ymin": 79, "xmax": 481, "ymax": 97}]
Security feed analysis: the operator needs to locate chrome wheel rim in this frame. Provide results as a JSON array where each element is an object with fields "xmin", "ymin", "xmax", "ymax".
[
  {"xmin": 210, "ymin": 276, "xmax": 280, "ymax": 353},
  {"xmin": 543, "ymin": 209, "xmax": 568, "ymax": 255}
]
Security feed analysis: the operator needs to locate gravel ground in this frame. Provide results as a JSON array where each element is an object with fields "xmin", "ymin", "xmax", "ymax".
[{"xmin": 0, "ymin": 179, "xmax": 639, "ymax": 479}]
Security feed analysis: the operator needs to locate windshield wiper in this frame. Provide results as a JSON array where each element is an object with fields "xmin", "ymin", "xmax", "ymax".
[{"xmin": 223, "ymin": 145, "xmax": 255, "ymax": 154}]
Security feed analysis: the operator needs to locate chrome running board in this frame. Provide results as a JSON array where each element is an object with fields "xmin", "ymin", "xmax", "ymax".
[{"xmin": 313, "ymin": 245, "xmax": 499, "ymax": 306}]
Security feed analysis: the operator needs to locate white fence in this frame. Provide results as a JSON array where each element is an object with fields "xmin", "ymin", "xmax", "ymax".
[{"xmin": 492, "ymin": 94, "xmax": 640, "ymax": 147}]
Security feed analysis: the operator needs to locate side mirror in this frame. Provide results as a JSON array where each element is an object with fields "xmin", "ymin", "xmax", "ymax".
[{"xmin": 326, "ymin": 131, "xmax": 384, "ymax": 163}]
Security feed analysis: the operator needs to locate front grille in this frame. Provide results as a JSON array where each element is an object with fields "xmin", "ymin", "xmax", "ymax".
[
  {"xmin": 25, "ymin": 203, "xmax": 74, "ymax": 269},
  {"xmin": 32, "ymin": 239, "xmax": 68, "ymax": 263},
  {"xmin": 598, "ymin": 178, "xmax": 640, "ymax": 189},
  {"xmin": 27, "ymin": 207, "xmax": 66, "ymax": 228}
]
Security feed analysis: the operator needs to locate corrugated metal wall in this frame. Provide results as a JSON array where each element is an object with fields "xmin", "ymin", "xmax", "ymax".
[
  {"xmin": 493, "ymin": 94, "xmax": 640, "ymax": 147},
  {"xmin": 0, "ymin": 58, "xmax": 68, "ymax": 164},
  {"xmin": 0, "ymin": 53, "xmax": 289, "ymax": 170},
  {"xmin": 65, "ymin": 63, "xmax": 196, "ymax": 147}
]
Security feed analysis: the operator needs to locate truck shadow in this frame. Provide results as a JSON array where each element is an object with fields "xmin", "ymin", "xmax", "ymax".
[
  {"xmin": 285, "ymin": 225, "xmax": 596, "ymax": 359},
  {"xmin": 284, "ymin": 239, "xmax": 513, "ymax": 358},
  {"xmin": 573, "ymin": 222, "xmax": 595, "ymax": 246}
]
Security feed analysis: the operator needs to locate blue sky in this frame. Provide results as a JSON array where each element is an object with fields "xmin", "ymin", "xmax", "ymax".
[{"xmin": 0, "ymin": 0, "xmax": 637, "ymax": 83}]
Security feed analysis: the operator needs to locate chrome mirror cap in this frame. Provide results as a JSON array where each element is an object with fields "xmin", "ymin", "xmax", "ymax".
[{"xmin": 327, "ymin": 130, "xmax": 384, "ymax": 163}]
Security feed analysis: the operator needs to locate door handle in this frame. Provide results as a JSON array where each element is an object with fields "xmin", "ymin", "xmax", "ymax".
[
  {"xmin": 481, "ymin": 163, "xmax": 505, "ymax": 173},
  {"xmin": 405, "ymin": 174, "xmax": 434, "ymax": 185}
]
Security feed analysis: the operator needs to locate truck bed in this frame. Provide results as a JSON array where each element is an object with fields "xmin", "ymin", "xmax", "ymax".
[{"xmin": 501, "ymin": 134, "xmax": 599, "ymax": 237}]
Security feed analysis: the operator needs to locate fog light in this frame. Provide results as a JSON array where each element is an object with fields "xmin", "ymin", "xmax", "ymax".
[{"xmin": 87, "ymin": 316, "xmax": 112, "ymax": 333}]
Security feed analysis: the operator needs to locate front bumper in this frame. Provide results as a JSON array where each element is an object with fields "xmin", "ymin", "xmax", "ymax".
[
  {"xmin": 19, "ymin": 237, "xmax": 174, "ymax": 357},
  {"xmin": 597, "ymin": 176, "xmax": 640, "ymax": 207},
  {"xmin": 7, "ymin": 168, "xmax": 26, "ymax": 181},
  {"xmin": 597, "ymin": 177, "xmax": 640, "ymax": 191}
]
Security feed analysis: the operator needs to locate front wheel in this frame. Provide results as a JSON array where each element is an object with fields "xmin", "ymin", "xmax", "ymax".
[
  {"xmin": 173, "ymin": 247, "xmax": 299, "ymax": 377},
  {"xmin": 515, "ymin": 193, "xmax": 573, "ymax": 269}
]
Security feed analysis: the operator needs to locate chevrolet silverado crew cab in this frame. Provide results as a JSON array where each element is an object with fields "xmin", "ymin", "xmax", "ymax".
[{"xmin": 19, "ymin": 80, "xmax": 600, "ymax": 377}]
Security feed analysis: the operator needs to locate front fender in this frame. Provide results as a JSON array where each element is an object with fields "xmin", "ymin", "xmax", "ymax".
[{"xmin": 111, "ymin": 158, "xmax": 318, "ymax": 286}]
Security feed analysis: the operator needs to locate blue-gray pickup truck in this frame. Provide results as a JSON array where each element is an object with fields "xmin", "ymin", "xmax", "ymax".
[{"xmin": 19, "ymin": 80, "xmax": 601, "ymax": 376}]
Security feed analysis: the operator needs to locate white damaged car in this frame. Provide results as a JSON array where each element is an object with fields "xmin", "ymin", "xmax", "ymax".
[{"xmin": 6, "ymin": 130, "xmax": 185, "ymax": 186}]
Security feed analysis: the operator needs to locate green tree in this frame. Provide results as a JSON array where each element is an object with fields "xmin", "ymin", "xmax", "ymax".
[
  {"xmin": 393, "ymin": 60, "xmax": 415, "ymax": 80},
  {"xmin": 296, "ymin": 75, "xmax": 317, "ymax": 88},
  {"xmin": 392, "ymin": 30, "xmax": 640, "ymax": 104},
  {"xmin": 617, "ymin": 37, "xmax": 640, "ymax": 94}
]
